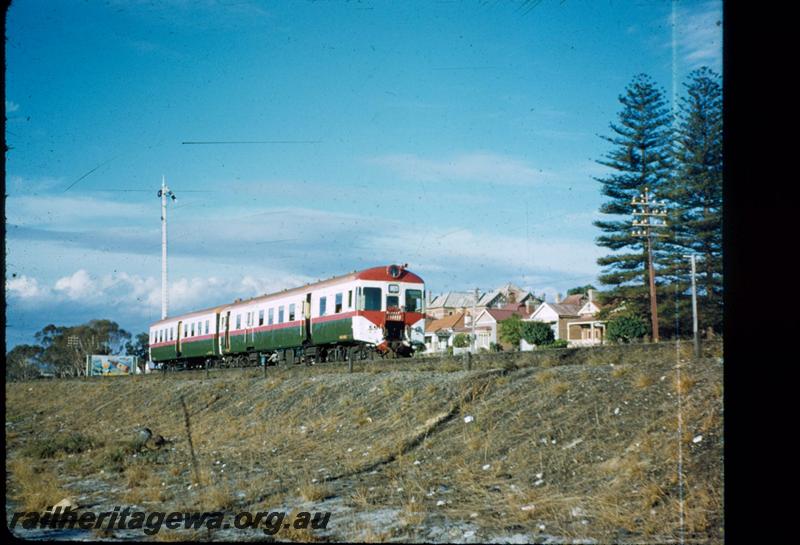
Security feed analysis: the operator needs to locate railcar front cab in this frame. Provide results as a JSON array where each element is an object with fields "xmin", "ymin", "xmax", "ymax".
[{"xmin": 354, "ymin": 264, "xmax": 426, "ymax": 356}]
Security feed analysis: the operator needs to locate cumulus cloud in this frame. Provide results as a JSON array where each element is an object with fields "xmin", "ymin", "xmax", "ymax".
[
  {"xmin": 6, "ymin": 275, "xmax": 47, "ymax": 299},
  {"xmin": 367, "ymin": 152, "xmax": 550, "ymax": 185},
  {"xmin": 54, "ymin": 270, "xmax": 95, "ymax": 300},
  {"xmin": 673, "ymin": 1, "xmax": 722, "ymax": 70},
  {"xmin": 6, "ymin": 100, "xmax": 20, "ymax": 113}
]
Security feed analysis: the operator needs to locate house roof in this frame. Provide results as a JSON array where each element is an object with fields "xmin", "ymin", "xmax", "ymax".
[
  {"xmin": 425, "ymin": 312, "xmax": 465, "ymax": 333},
  {"xmin": 428, "ymin": 292, "xmax": 476, "ymax": 309},
  {"xmin": 531, "ymin": 302, "xmax": 582, "ymax": 319},
  {"xmin": 560, "ymin": 294, "xmax": 585, "ymax": 306}
]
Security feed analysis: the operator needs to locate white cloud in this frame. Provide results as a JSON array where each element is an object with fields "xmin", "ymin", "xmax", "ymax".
[
  {"xmin": 367, "ymin": 152, "xmax": 550, "ymax": 185},
  {"xmin": 673, "ymin": 1, "xmax": 722, "ymax": 70},
  {"xmin": 54, "ymin": 270, "xmax": 95, "ymax": 300},
  {"xmin": 6, "ymin": 275, "xmax": 47, "ymax": 299},
  {"xmin": 6, "ymin": 100, "xmax": 20, "ymax": 113}
]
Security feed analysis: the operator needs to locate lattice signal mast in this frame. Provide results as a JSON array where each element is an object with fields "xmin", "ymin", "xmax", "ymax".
[{"xmin": 631, "ymin": 186, "xmax": 668, "ymax": 343}]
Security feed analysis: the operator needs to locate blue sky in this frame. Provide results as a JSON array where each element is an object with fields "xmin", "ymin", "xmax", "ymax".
[{"xmin": 5, "ymin": 0, "xmax": 722, "ymax": 348}]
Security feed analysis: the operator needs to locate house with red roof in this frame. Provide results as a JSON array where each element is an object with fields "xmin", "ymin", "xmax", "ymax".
[
  {"xmin": 470, "ymin": 303, "xmax": 530, "ymax": 351},
  {"xmin": 526, "ymin": 290, "xmax": 606, "ymax": 346}
]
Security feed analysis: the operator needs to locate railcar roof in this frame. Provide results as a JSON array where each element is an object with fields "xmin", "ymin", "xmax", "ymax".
[{"xmin": 149, "ymin": 265, "xmax": 423, "ymax": 327}]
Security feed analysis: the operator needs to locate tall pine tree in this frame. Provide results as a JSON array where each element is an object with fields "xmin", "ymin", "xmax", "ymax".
[
  {"xmin": 594, "ymin": 74, "xmax": 673, "ymax": 337},
  {"xmin": 666, "ymin": 67, "xmax": 723, "ymax": 335}
]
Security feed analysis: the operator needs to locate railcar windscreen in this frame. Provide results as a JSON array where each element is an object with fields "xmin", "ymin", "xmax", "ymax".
[
  {"xmin": 405, "ymin": 289, "xmax": 423, "ymax": 313},
  {"xmin": 363, "ymin": 287, "xmax": 382, "ymax": 311}
]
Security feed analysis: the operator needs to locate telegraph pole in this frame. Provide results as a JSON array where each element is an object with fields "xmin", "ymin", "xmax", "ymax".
[
  {"xmin": 631, "ymin": 187, "xmax": 668, "ymax": 343},
  {"xmin": 471, "ymin": 287, "xmax": 480, "ymax": 353},
  {"xmin": 684, "ymin": 254, "xmax": 700, "ymax": 358},
  {"xmin": 158, "ymin": 176, "xmax": 176, "ymax": 320}
]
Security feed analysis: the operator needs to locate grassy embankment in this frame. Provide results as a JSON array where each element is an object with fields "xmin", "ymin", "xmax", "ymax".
[{"xmin": 6, "ymin": 341, "xmax": 723, "ymax": 543}]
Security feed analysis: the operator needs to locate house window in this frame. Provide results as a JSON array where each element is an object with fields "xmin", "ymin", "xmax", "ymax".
[
  {"xmin": 289, "ymin": 303, "xmax": 296, "ymax": 321},
  {"xmin": 405, "ymin": 289, "xmax": 423, "ymax": 313},
  {"xmin": 268, "ymin": 308, "xmax": 274, "ymax": 325},
  {"xmin": 320, "ymin": 297, "xmax": 327, "ymax": 316},
  {"xmin": 259, "ymin": 309, "xmax": 264, "ymax": 326},
  {"xmin": 236, "ymin": 314, "xmax": 241, "ymax": 330},
  {"xmin": 335, "ymin": 293, "xmax": 343, "ymax": 313},
  {"xmin": 278, "ymin": 306, "xmax": 285, "ymax": 323},
  {"xmin": 363, "ymin": 287, "xmax": 381, "ymax": 311}
]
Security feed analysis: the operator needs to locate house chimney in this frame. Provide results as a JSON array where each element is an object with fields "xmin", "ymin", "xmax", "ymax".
[
  {"xmin": 555, "ymin": 293, "xmax": 561, "ymax": 304},
  {"xmin": 588, "ymin": 289, "xmax": 595, "ymax": 303},
  {"xmin": 525, "ymin": 299, "xmax": 536, "ymax": 314}
]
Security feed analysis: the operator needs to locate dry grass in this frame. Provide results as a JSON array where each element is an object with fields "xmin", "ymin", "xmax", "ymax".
[
  {"xmin": 7, "ymin": 458, "xmax": 69, "ymax": 511},
  {"xmin": 298, "ymin": 482, "xmax": 332, "ymax": 502},
  {"xmin": 5, "ymin": 345, "xmax": 722, "ymax": 543}
]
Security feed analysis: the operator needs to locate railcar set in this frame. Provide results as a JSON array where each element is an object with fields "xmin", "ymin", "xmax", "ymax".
[{"xmin": 148, "ymin": 264, "xmax": 426, "ymax": 369}]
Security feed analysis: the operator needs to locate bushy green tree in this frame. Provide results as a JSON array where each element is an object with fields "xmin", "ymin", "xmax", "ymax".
[
  {"xmin": 452, "ymin": 333, "xmax": 471, "ymax": 348},
  {"xmin": 498, "ymin": 315, "xmax": 525, "ymax": 347},
  {"xmin": 607, "ymin": 314, "xmax": 649, "ymax": 343},
  {"xmin": 521, "ymin": 321, "xmax": 555, "ymax": 346},
  {"xmin": 594, "ymin": 74, "xmax": 672, "ymax": 339},
  {"xmin": 125, "ymin": 332, "xmax": 150, "ymax": 361}
]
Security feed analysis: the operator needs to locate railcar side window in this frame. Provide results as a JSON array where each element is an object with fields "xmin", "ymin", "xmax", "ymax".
[
  {"xmin": 363, "ymin": 287, "xmax": 382, "ymax": 311},
  {"xmin": 405, "ymin": 289, "xmax": 423, "ymax": 313},
  {"xmin": 236, "ymin": 314, "xmax": 241, "ymax": 330},
  {"xmin": 191, "ymin": 323, "xmax": 195, "ymax": 337},
  {"xmin": 184, "ymin": 324, "xmax": 188, "ymax": 337},
  {"xmin": 348, "ymin": 290, "xmax": 353, "ymax": 308},
  {"xmin": 205, "ymin": 320, "xmax": 209, "ymax": 335},
  {"xmin": 278, "ymin": 306, "xmax": 285, "ymax": 323},
  {"xmin": 259, "ymin": 310, "xmax": 264, "ymax": 326},
  {"xmin": 289, "ymin": 303, "xmax": 296, "ymax": 321},
  {"xmin": 335, "ymin": 293, "xmax": 343, "ymax": 313},
  {"xmin": 387, "ymin": 295, "xmax": 399, "ymax": 309},
  {"xmin": 268, "ymin": 308, "xmax": 274, "ymax": 325},
  {"xmin": 320, "ymin": 297, "xmax": 327, "ymax": 316}
]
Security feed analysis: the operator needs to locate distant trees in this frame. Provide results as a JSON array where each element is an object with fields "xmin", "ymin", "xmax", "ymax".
[
  {"xmin": 6, "ymin": 319, "xmax": 135, "ymax": 380},
  {"xmin": 6, "ymin": 344, "xmax": 45, "ymax": 381},
  {"xmin": 594, "ymin": 68, "xmax": 723, "ymax": 339},
  {"xmin": 125, "ymin": 332, "xmax": 150, "ymax": 361},
  {"xmin": 566, "ymin": 284, "xmax": 596, "ymax": 296}
]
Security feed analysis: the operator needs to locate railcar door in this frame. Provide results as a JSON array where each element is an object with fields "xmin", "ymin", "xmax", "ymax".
[
  {"xmin": 224, "ymin": 311, "xmax": 232, "ymax": 351},
  {"xmin": 305, "ymin": 293, "xmax": 312, "ymax": 342},
  {"xmin": 176, "ymin": 321, "xmax": 183, "ymax": 357}
]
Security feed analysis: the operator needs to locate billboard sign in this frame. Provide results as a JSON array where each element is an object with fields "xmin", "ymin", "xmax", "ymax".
[{"xmin": 87, "ymin": 355, "xmax": 139, "ymax": 376}]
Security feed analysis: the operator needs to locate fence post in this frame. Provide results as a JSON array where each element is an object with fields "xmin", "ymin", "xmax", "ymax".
[{"xmin": 463, "ymin": 350, "xmax": 472, "ymax": 371}]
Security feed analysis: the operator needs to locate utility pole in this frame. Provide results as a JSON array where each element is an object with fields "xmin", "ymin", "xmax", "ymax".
[
  {"xmin": 631, "ymin": 187, "xmax": 668, "ymax": 343},
  {"xmin": 158, "ymin": 176, "xmax": 176, "ymax": 320},
  {"xmin": 684, "ymin": 254, "xmax": 700, "ymax": 358},
  {"xmin": 471, "ymin": 287, "xmax": 480, "ymax": 353}
]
